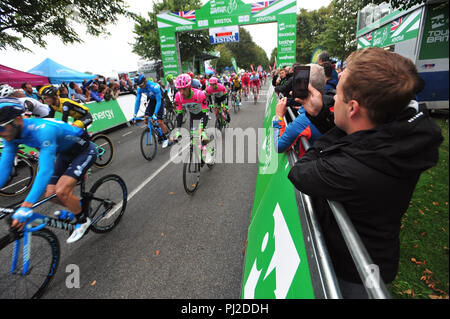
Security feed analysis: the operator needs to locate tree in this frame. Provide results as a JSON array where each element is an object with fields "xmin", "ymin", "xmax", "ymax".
[
  {"xmin": 317, "ymin": 0, "xmax": 366, "ymax": 63},
  {"xmin": 0, "ymin": 0, "xmax": 132, "ymax": 52},
  {"xmin": 296, "ymin": 6, "xmax": 331, "ymax": 64},
  {"xmin": 132, "ymin": 0, "xmax": 212, "ymax": 63},
  {"xmin": 224, "ymin": 27, "xmax": 269, "ymax": 71},
  {"xmin": 269, "ymin": 47, "xmax": 277, "ymax": 67},
  {"xmin": 214, "ymin": 44, "xmax": 233, "ymax": 73}
]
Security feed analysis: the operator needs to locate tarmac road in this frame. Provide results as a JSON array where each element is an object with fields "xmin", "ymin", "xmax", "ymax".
[{"xmin": 0, "ymin": 83, "xmax": 271, "ymax": 299}]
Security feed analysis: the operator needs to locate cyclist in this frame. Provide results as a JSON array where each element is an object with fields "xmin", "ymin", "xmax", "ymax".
[
  {"xmin": 250, "ymin": 71, "xmax": 261, "ymax": 96},
  {"xmin": 0, "ymin": 84, "xmax": 51, "ymax": 118},
  {"xmin": 231, "ymin": 74, "xmax": 242, "ymax": 107},
  {"xmin": 0, "ymin": 102, "xmax": 97, "ymax": 243},
  {"xmin": 133, "ymin": 74, "xmax": 172, "ymax": 148},
  {"xmin": 165, "ymin": 74, "xmax": 177, "ymax": 101},
  {"xmin": 241, "ymin": 72, "xmax": 250, "ymax": 98},
  {"xmin": 206, "ymin": 77, "xmax": 230, "ymax": 123},
  {"xmin": 39, "ymin": 85, "xmax": 92, "ymax": 129},
  {"xmin": 172, "ymin": 74, "xmax": 213, "ymax": 163}
]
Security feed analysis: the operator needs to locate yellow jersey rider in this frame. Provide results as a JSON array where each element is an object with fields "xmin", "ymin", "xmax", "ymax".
[{"xmin": 39, "ymin": 85, "xmax": 92, "ymax": 129}]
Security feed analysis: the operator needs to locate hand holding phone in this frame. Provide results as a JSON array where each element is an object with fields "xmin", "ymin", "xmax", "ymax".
[{"xmin": 292, "ymin": 66, "xmax": 310, "ymax": 100}]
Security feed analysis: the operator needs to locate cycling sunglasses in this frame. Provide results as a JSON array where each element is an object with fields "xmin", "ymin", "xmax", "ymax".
[{"xmin": 0, "ymin": 119, "xmax": 15, "ymax": 132}]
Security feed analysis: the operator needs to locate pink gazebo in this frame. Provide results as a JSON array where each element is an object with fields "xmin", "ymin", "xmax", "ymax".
[{"xmin": 0, "ymin": 64, "xmax": 49, "ymax": 88}]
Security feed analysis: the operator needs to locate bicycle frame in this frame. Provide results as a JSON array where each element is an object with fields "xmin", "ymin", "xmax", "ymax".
[
  {"xmin": 0, "ymin": 177, "xmax": 115, "ymax": 276},
  {"xmin": 135, "ymin": 116, "xmax": 164, "ymax": 144}
]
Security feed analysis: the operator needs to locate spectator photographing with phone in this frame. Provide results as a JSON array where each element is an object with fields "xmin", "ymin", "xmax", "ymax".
[{"xmin": 288, "ymin": 47, "xmax": 443, "ymax": 298}]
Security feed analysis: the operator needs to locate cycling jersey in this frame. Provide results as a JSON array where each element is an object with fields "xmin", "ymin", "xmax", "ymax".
[
  {"xmin": 174, "ymin": 88, "xmax": 208, "ymax": 130},
  {"xmin": 134, "ymin": 80, "xmax": 163, "ymax": 117},
  {"xmin": 206, "ymin": 83, "xmax": 228, "ymax": 99},
  {"xmin": 206, "ymin": 83, "xmax": 228, "ymax": 106},
  {"xmin": 0, "ymin": 118, "xmax": 92, "ymax": 204},
  {"xmin": 232, "ymin": 79, "xmax": 241, "ymax": 88},
  {"xmin": 0, "ymin": 97, "xmax": 51, "ymax": 118},
  {"xmin": 241, "ymin": 76, "xmax": 250, "ymax": 86},
  {"xmin": 49, "ymin": 97, "xmax": 92, "ymax": 129}
]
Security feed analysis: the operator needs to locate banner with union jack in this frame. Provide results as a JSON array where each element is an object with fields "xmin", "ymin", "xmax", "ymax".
[
  {"xmin": 251, "ymin": 0, "xmax": 277, "ymax": 14},
  {"xmin": 391, "ymin": 17, "xmax": 404, "ymax": 33},
  {"xmin": 365, "ymin": 32, "xmax": 372, "ymax": 41},
  {"xmin": 172, "ymin": 10, "xmax": 196, "ymax": 21}
]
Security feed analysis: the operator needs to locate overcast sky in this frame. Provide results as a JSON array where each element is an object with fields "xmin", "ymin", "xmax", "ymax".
[{"xmin": 1, "ymin": 0, "xmax": 331, "ymax": 76}]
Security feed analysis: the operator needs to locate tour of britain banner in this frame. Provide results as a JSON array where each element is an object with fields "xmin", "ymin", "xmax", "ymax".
[{"xmin": 157, "ymin": 0, "xmax": 298, "ymax": 76}]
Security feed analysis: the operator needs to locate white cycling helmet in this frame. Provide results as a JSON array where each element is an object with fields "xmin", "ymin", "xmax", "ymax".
[{"xmin": 0, "ymin": 84, "xmax": 15, "ymax": 98}]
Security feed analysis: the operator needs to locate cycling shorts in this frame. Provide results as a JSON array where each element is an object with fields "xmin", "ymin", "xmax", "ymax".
[{"xmin": 50, "ymin": 133, "xmax": 97, "ymax": 184}]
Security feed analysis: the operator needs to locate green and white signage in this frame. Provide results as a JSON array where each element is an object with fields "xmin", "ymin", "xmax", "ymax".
[
  {"xmin": 357, "ymin": 8, "xmax": 422, "ymax": 49},
  {"xmin": 157, "ymin": 0, "xmax": 297, "ymax": 75},
  {"xmin": 241, "ymin": 91, "xmax": 316, "ymax": 299},
  {"xmin": 419, "ymin": 3, "xmax": 449, "ymax": 60}
]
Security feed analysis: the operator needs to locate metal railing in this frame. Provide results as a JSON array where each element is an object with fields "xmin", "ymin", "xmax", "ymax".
[{"xmin": 286, "ymin": 105, "xmax": 391, "ymax": 299}]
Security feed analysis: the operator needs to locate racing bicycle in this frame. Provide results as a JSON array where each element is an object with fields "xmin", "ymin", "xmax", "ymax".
[
  {"xmin": 182, "ymin": 127, "xmax": 216, "ymax": 195},
  {"xmin": 0, "ymin": 173, "xmax": 128, "ymax": 299},
  {"xmin": 134, "ymin": 116, "xmax": 173, "ymax": 161}
]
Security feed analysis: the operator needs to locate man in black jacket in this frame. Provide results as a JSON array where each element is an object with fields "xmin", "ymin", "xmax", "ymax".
[{"xmin": 288, "ymin": 47, "xmax": 443, "ymax": 298}]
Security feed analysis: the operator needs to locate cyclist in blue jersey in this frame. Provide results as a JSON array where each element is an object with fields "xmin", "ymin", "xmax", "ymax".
[
  {"xmin": 0, "ymin": 102, "xmax": 97, "ymax": 243},
  {"xmin": 133, "ymin": 74, "xmax": 172, "ymax": 148}
]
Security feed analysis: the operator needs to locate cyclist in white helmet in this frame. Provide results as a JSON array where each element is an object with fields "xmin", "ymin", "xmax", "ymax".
[{"xmin": 0, "ymin": 84, "xmax": 51, "ymax": 118}]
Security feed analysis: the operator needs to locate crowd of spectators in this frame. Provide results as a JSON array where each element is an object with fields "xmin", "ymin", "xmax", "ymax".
[{"xmin": 271, "ymin": 48, "xmax": 443, "ymax": 298}]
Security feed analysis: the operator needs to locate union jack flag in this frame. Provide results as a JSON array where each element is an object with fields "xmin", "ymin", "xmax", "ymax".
[
  {"xmin": 365, "ymin": 32, "xmax": 372, "ymax": 41},
  {"xmin": 391, "ymin": 17, "xmax": 404, "ymax": 32},
  {"xmin": 251, "ymin": 0, "xmax": 277, "ymax": 14},
  {"xmin": 173, "ymin": 10, "xmax": 196, "ymax": 21}
]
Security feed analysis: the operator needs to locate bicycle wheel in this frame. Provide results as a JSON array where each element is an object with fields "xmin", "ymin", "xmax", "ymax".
[
  {"xmin": 183, "ymin": 147, "xmax": 201, "ymax": 195},
  {"xmin": 92, "ymin": 134, "xmax": 114, "ymax": 168},
  {"xmin": 0, "ymin": 156, "xmax": 35, "ymax": 197},
  {"xmin": 87, "ymin": 174, "xmax": 128, "ymax": 233},
  {"xmin": 140, "ymin": 127, "xmax": 158, "ymax": 161},
  {"xmin": 0, "ymin": 228, "xmax": 60, "ymax": 299}
]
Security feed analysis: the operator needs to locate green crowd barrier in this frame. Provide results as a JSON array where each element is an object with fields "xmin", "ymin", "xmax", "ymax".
[
  {"xmin": 241, "ymin": 91, "xmax": 316, "ymax": 299},
  {"xmin": 54, "ymin": 99, "xmax": 128, "ymax": 134}
]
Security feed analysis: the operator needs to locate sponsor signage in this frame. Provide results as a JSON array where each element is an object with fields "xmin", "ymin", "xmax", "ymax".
[
  {"xmin": 209, "ymin": 26, "xmax": 239, "ymax": 44},
  {"xmin": 157, "ymin": 0, "xmax": 297, "ymax": 74}
]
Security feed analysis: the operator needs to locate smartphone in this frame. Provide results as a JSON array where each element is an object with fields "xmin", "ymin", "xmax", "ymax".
[{"xmin": 293, "ymin": 66, "xmax": 310, "ymax": 99}]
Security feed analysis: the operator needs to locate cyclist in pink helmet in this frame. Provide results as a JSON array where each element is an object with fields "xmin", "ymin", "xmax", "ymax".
[
  {"xmin": 206, "ymin": 76, "xmax": 230, "ymax": 123},
  {"xmin": 173, "ymin": 74, "xmax": 210, "ymax": 146}
]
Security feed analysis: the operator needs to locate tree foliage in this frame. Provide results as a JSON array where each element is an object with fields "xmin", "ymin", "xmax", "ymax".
[
  {"xmin": 132, "ymin": 0, "xmax": 212, "ymax": 63},
  {"xmin": 0, "ymin": 0, "xmax": 132, "ymax": 52},
  {"xmin": 296, "ymin": 6, "xmax": 331, "ymax": 64},
  {"xmin": 223, "ymin": 27, "xmax": 268, "ymax": 71}
]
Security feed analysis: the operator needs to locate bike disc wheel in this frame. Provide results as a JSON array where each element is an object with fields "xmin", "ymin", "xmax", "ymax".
[
  {"xmin": 0, "ymin": 228, "xmax": 60, "ymax": 299},
  {"xmin": 92, "ymin": 134, "xmax": 114, "ymax": 168},
  {"xmin": 183, "ymin": 149, "xmax": 200, "ymax": 195},
  {"xmin": 0, "ymin": 156, "xmax": 35, "ymax": 197},
  {"xmin": 87, "ymin": 174, "xmax": 128, "ymax": 233},
  {"xmin": 140, "ymin": 127, "xmax": 158, "ymax": 161}
]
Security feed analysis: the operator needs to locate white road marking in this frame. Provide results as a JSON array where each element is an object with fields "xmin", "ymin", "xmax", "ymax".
[{"xmin": 103, "ymin": 143, "xmax": 189, "ymax": 219}]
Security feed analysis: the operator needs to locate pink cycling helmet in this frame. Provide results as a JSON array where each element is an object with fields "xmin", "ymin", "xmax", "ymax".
[
  {"xmin": 174, "ymin": 74, "xmax": 192, "ymax": 89},
  {"xmin": 209, "ymin": 77, "xmax": 218, "ymax": 85}
]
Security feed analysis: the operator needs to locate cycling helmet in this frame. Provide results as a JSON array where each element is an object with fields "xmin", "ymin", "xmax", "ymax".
[
  {"xmin": 0, "ymin": 84, "xmax": 15, "ymax": 98},
  {"xmin": 39, "ymin": 85, "xmax": 59, "ymax": 97},
  {"xmin": 135, "ymin": 74, "xmax": 146, "ymax": 86},
  {"xmin": 0, "ymin": 102, "xmax": 24, "ymax": 125},
  {"xmin": 192, "ymin": 79, "xmax": 202, "ymax": 89},
  {"xmin": 187, "ymin": 72, "xmax": 194, "ymax": 79},
  {"xmin": 209, "ymin": 77, "xmax": 218, "ymax": 85},
  {"xmin": 174, "ymin": 74, "xmax": 192, "ymax": 89},
  {"xmin": 166, "ymin": 74, "xmax": 174, "ymax": 82}
]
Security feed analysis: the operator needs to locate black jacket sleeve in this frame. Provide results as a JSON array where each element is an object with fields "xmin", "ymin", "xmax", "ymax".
[{"xmin": 305, "ymin": 94, "xmax": 336, "ymax": 134}]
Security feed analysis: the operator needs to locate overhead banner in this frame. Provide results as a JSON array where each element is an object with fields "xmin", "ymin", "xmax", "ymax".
[
  {"xmin": 157, "ymin": 0, "xmax": 297, "ymax": 75},
  {"xmin": 209, "ymin": 25, "xmax": 239, "ymax": 44}
]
